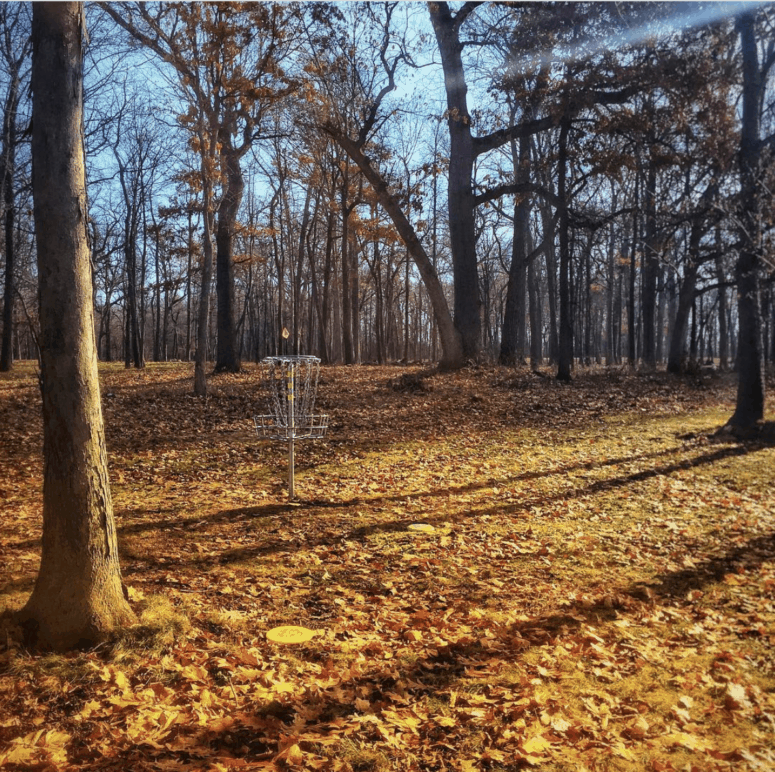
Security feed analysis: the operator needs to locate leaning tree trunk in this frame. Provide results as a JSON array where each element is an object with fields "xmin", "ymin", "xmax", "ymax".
[
  {"xmin": 325, "ymin": 130, "xmax": 464, "ymax": 369},
  {"xmin": 20, "ymin": 2, "xmax": 135, "ymax": 650}
]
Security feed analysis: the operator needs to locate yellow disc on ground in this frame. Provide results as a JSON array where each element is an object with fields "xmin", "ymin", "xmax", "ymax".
[
  {"xmin": 408, "ymin": 523, "xmax": 435, "ymax": 533},
  {"xmin": 266, "ymin": 625, "xmax": 316, "ymax": 644}
]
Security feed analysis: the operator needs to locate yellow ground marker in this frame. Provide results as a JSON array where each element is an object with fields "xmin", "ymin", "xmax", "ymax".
[{"xmin": 266, "ymin": 625, "xmax": 316, "ymax": 644}]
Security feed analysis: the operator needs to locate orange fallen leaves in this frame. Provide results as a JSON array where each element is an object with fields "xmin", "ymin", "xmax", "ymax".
[{"xmin": 0, "ymin": 363, "xmax": 774, "ymax": 771}]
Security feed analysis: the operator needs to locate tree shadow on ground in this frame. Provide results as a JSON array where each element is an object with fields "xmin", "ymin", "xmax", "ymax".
[
  {"xmin": 67, "ymin": 525, "xmax": 775, "ymax": 772},
  {"xmin": 113, "ymin": 440, "xmax": 763, "ymax": 577}
]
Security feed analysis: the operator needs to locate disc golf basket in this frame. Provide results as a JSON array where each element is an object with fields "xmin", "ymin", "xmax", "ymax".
[{"xmin": 254, "ymin": 355, "xmax": 329, "ymax": 499}]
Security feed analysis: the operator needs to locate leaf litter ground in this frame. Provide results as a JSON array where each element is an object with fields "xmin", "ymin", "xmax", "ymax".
[{"xmin": 1, "ymin": 362, "xmax": 774, "ymax": 772}]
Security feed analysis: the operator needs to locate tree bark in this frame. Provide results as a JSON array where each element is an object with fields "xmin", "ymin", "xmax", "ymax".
[
  {"xmin": 729, "ymin": 10, "xmax": 766, "ymax": 428},
  {"xmin": 557, "ymin": 118, "xmax": 573, "ymax": 381},
  {"xmin": 20, "ymin": 2, "xmax": 135, "ymax": 650},
  {"xmin": 214, "ymin": 140, "xmax": 243, "ymax": 373},
  {"xmin": 429, "ymin": 2, "xmax": 481, "ymax": 360}
]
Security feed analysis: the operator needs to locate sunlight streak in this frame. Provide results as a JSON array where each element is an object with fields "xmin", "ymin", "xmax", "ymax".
[{"xmin": 506, "ymin": 1, "xmax": 770, "ymax": 76}]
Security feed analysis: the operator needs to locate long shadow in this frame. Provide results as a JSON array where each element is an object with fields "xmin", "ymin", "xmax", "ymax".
[
  {"xmin": 10, "ymin": 512, "xmax": 774, "ymax": 771},
  {"xmin": 304, "ymin": 440, "xmax": 724, "ymax": 509},
  {"xmin": 118, "ymin": 442, "xmax": 759, "ymax": 576},
  {"xmin": 629, "ymin": 530, "xmax": 775, "ymax": 599},
  {"xmin": 111, "ymin": 528, "xmax": 775, "ymax": 771},
  {"xmin": 108, "ymin": 440, "xmax": 742, "ymax": 537},
  {"xmin": 4, "ymin": 439, "xmax": 694, "ymax": 552},
  {"xmin": 2, "ymin": 441, "xmax": 764, "ymax": 570}
]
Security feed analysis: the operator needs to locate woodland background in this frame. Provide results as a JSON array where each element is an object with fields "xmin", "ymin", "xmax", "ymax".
[
  {"xmin": 0, "ymin": 2, "xmax": 773, "ymax": 386},
  {"xmin": 1, "ymin": 3, "xmax": 775, "ymax": 771}
]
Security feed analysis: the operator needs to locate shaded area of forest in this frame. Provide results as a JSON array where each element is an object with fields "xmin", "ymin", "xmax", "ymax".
[{"xmin": 1, "ymin": 362, "xmax": 774, "ymax": 771}]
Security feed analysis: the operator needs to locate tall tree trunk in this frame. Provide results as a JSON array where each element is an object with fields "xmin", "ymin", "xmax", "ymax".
[
  {"xmin": 429, "ymin": 2, "xmax": 481, "ymax": 360},
  {"xmin": 729, "ymin": 10, "xmax": 766, "ymax": 428},
  {"xmin": 557, "ymin": 118, "xmax": 573, "ymax": 381},
  {"xmin": 0, "ymin": 72, "xmax": 19, "ymax": 372},
  {"xmin": 21, "ymin": 2, "xmax": 135, "ymax": 649},
  {"xmin": 641, "ymin": 151, "xmax": 659, "ymax": 368},
  {"xmin": 214, "ymin": 142, "xmax": 243, "ymax": 373},
  {"xmin": 325, "ymin": 130, "xmax": 463, "ymax": 369}
]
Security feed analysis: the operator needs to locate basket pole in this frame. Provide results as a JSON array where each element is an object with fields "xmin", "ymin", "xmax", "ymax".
[{"xmin": 288, "ymin": 362, "xmax": 295, "ymax": 499}]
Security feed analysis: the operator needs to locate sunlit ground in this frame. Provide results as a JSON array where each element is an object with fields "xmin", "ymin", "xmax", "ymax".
[{"xmin": 1, "ymin": 361, "xmax": 774, "ymax": 771}]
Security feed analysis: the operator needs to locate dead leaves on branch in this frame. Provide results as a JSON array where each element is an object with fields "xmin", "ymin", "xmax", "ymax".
[{"xmin": 0, "ymin": 362, "xmax": 774, "ymax": 771}]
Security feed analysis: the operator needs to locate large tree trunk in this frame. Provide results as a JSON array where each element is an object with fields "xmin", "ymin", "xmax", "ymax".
[
  {"xmin": 729, "ymin": 11, "xmax": 766, "ymax": 428},
  {"xmin": 20, "ymin": 2, "xmax": 135, "ymax": 650},
  {"xmin": 429, "ymin": 2, "xmax": 481, "ymax": 361},
  {"xmin": 214, "ymin": 141, "xmax": 243, "ymax": 373}
]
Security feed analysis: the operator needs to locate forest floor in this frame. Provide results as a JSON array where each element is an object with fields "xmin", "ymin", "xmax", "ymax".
[{"xmin": 0, "ymin": 361, "xmax": 774, "ymax": 772}]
